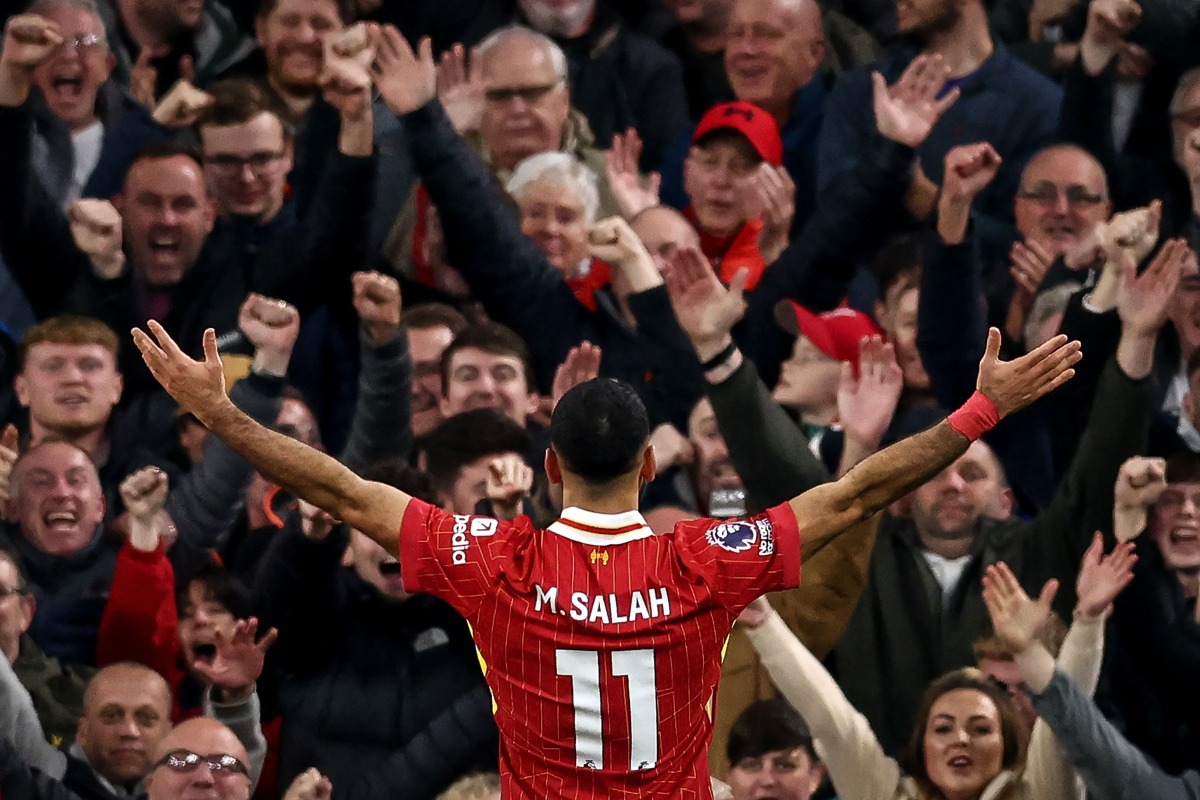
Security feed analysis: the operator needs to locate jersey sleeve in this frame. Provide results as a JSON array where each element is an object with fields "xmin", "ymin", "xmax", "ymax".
[
  {"xmin": 397, "ymin": 499, "xmax": 513, "ymax": 618},
  {"xmin": 674, "ymin": 503, "xmax": 802, "ymax": 611}
]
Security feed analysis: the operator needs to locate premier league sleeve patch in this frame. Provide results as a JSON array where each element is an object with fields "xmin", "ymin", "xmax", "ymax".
[{"xmin": 705, "ymin": 521, "xmax": 758, "ymax": 553}]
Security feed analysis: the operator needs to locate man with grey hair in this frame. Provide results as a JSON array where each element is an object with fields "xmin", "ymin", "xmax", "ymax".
[{"xmin": 515, "ymin": 0, "xmax": 688, "ymax": 170}]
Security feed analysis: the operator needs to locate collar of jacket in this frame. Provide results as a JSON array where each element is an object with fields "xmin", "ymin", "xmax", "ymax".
[
  {"xmin": 882, "ymin": 39, "xmax": 1011, "ymax": 96},
  {"xmin": 4, "ymin": 522, "xmax": 113, "ymax": 588}
]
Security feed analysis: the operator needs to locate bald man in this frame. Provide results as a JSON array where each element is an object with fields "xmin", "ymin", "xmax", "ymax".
[
  {"xmin": 144, "ymin": 719, "xmax": 251, "ymax": 800},
  {"xmin": 0, "ymin": 660, "xmax": 267, "ymax": 799}
]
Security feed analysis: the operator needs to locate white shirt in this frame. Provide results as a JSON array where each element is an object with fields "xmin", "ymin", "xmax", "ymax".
[
  {"xmin": 68, "ymin": 120, "xmax": 104, "ymax": 205},
  {"xmin": 921, "ymin": 550, "xmax": 972, "ymax": 605}
]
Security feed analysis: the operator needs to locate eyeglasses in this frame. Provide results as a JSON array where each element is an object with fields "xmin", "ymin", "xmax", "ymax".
[
  {"xmin": 1016, "ymin": 183, "xmax": 1105, "ymax": 208},
  {"xmin": 155, "ymin": 750, "xmax": 249, "ymax": 777},
  {"xmin": 205, "ymin": 151, "xmax": 287, "ymax": 177},
  {"xmin": 58, "ymin": 33, "xmax": 105, "ymax": 52},
  {"xmin": 484, "ymin": 80, "xmax": 563, "ymax": 104}
]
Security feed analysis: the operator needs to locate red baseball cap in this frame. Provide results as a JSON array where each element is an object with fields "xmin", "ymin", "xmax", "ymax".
[
  {"xmin": 775, "ymin": 301, "xmax": 882, "ymax": 371},
  {"xmin": 692, "ymin": 101, "xmax": 783, "ymax": 166}
]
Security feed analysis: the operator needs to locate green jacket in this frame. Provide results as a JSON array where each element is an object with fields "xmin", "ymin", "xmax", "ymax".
[{"xmin": 12, "ymin": 634, "xmax": 90, "ymax": 750}]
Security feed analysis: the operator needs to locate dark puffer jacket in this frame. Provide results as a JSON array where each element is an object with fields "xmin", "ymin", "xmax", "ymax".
[{"xmin": 254, "ymin": 520, "xmax": 498, "ymax": 799}]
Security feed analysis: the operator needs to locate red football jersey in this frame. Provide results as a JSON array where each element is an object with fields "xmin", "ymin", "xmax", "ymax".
[{"xmin": 399, "ymin": 501, "xmax": 801, "ymax": 800}]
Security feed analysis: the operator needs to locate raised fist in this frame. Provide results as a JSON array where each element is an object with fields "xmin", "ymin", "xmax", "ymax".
[
  {"xmin": 351, "ymin": 271, "xmax": 401, "ymax": 344},
  {"xmin": 1, "ymin": 15, "xmax": 63, "ymax": 71},
  {"xmin": 152, "ymin": 80, "xmax": 215, "ymax": 129},
  {"xmin": 119, "ymin": 466, "xmax": 169, "ymax": 522},
  {"xmin": 68, "ymin": 199, "xmax": 125, "ymax": 279},
  {"xmin": 238, "ymin": 293, "xmax": 300, "ymax": 377}
]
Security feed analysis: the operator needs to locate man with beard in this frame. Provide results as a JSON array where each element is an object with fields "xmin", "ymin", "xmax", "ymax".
[{"xmin": 817, "ymin": 0, "xmax": 1062, "ymax": 243}]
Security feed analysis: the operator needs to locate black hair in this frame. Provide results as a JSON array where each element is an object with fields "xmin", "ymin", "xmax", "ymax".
[
  {"xmin": 127, "ymin": 139, "xmax": 204, "ymax": 173},
  {"xmin": 178, "ymin": 562, "xmax": 252, "ymax": 619},
  {"xmin": 419, "ymin": 409, "xmax": 533, "ymax": 488},
  {"xmin": 727, "ymin": 699, "xmax": 817, "ymax": 764},
  {"xmin": 550, "ymin": 379, "xmax": 648, "ymax": 485}
]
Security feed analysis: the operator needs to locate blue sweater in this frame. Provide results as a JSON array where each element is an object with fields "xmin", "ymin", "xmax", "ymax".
[{"xmin": 818, "ymin": 42, "xmax": 1061, "ymax": 234}]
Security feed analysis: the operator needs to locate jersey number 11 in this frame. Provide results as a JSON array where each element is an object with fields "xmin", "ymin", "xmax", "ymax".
[{"xmin": 556, "ymin": 648, "xmax": 659, "ymax": 771}]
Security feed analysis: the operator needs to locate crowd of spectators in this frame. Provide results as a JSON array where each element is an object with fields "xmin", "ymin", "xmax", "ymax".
[{"xmin": 0, "ymin": 0, "xmax": 1198, "ymax": 796}]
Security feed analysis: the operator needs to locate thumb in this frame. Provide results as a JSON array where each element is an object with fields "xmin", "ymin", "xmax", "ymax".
[
  {"xmin": 727, "ymin": 268, "xmax": 749, "ymax": 301},
  {"xmin": 0, "ymin": 424, "xmax": 17, "ymax": 453},
  {"xmin": 983, "ymin": 327, "xmax": 1001, "ymax": 363},
  {"xmin": 1037, "ymin": 578, "xmax": 1060, "ymax": 611},
  {"xmin": 870, "ymin": 71, "xmax": 887, "ymax": 104}
]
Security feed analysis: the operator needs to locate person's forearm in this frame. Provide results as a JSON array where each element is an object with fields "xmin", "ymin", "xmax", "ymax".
[
  {"xmin": 840, "ymin": 421, "xmax": 970, "ymax": 518},
  {"xmin": 0, "ymin": 65, "xmax": 32, "ymax": 107},
  {"xmin": 1032, "ymin": 670, "xmax": 1200, "ymax": 800},
  {"xmin": 937, "ymin": 196, "xmax": 974, "ymax": 245},
  {"xmin": 614, "ymin": 251, "xmax": 663, "ymax": 294},
  {"xmin": 1016, "ymin": 643, "xmax": 1057, "ymax": 693},
  {"xmin": 338, "ymin": 114, "xmax": 373, "ymax": 157},
  {"xmin": 205, "ymin": 688, "xmax": 266, "ymax": 788},
  {"xmin": 1115, "ymin": 328, "xmax": 1156, "ymax": 380},
  {"xmin": 197, "ymin": 398, "xmax": 369, "ymax": 525},
  {"xmin": 340, "ymin": 327, "xmax": 413, "ymax": 472},
  {"xmin": 1079, "ymin": 34, "xmax": 1117, "ymax": 77},
  {"xmin": 0, "ymin": 651, "xmax": 67, "ymax": 778}
]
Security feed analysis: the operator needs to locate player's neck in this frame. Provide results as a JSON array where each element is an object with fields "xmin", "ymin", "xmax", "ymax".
[{"xmin": 560, "ymin": 478, "xmax": 641, "ymax": 516}]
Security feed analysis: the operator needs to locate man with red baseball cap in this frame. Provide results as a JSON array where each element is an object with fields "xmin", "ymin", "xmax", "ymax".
[{"xmin": 682, "ymin": 100, "xmax": 787, "ymax": 290}]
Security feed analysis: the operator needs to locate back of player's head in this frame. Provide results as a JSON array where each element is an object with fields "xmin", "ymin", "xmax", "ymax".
[
  {"xmin": 727, "ymin": 699, "xmax": 817, "ymax": 764},
  {"xmin": 550, "ymin": 379, "xmax": 649, "ymax": 484}
]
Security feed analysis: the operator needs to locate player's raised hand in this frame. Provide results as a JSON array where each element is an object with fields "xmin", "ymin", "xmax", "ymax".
[
  {"xmin": 132, "ymin": 323, "xmax": 231, "ymax": 423},
  {"xmin": 975, "ymin": 327, "xmax": 1081, "ymax": 418},
  {"xmin": 551, "ymin": 341, "xmax": 602, "ymax": 412}
]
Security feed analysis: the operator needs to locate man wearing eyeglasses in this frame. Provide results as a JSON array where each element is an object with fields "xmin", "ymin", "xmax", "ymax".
[
  {"xmin": 144, "ymin": 719, "xmax": 251, "ymax": 800},
  {"xmin": 0, "ymin": 714, "xmax": 254, "ymax": 800}
]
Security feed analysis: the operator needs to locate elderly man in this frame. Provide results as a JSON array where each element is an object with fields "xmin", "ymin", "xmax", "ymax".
[{"xmin": 515, "ymin": 0, "xmax": 687, "ymax": 170}]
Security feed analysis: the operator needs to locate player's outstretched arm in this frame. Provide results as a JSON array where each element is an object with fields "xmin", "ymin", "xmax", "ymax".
[
  {"xmin": 132, "ymin": 322, "xmax": 410, "ymax": 550},
  {"xmin": 790, "ymin": 328, "xmax": 1081, "ymax": 554}
]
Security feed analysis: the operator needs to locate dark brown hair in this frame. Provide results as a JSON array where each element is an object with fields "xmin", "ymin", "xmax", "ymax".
[{"xmin": 902, "ymin": 668, "xmax": 1028, "ymax": 794}]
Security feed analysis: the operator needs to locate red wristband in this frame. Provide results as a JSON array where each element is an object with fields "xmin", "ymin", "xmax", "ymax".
[{"xmin": 947, "ymin": 391, "xmax": 1000, "ymax": 442}]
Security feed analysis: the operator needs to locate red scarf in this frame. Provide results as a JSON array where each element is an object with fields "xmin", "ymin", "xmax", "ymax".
[{"xmin": 684, "ymin": 207, "xmax": 768, "ymax": 290}]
